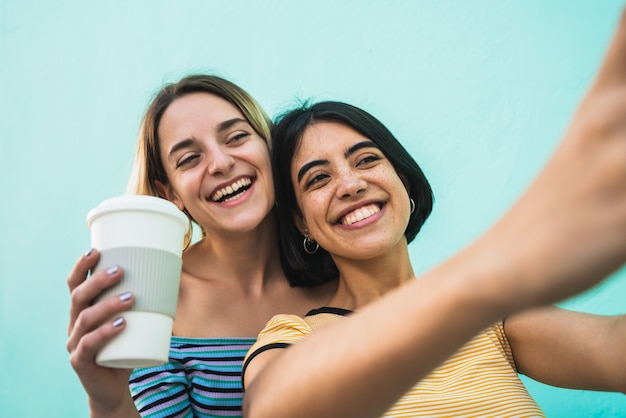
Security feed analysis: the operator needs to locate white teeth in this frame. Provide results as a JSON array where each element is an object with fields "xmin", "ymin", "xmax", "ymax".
[
  {"xmin": 341, "ymin": 204, "xmax": 380, "ymax": 226},
  {"xmin": 211, "ymin": 178, "xmax": 252, "ymax": 201}
]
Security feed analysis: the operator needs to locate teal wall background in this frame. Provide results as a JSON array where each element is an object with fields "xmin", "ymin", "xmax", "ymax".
[{"xmin": 1, "ymin": 1, "xmax": 625, "ymax": 416}]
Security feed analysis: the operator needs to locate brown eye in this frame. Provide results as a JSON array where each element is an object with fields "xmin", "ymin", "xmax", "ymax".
[
  {"xmin": 305, "ymin": 174, "xmax": 329, "ymax": 189},
  {"xmin": 228, "ymin": 132, "xmax": 250, "ymax": 144},
  {"xmin": 176, "ymin": 154, "xmax": 199, "ymax": 169},
  {"xmin": 357, "ymin": 155, "xmax": 381, "ymax": 166}
]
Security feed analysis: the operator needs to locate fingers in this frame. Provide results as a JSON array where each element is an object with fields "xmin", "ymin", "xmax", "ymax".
[
  {"xmin": 68, "ymin": 315, "xmax": 128, "ymax": 374},
  {"xmin": 67, "ymin": 249, "xmax": 99, "ymax": 293},
  {"xmin": 67, "ymin": 258, "xmax": 125, "ymax": 333},
  {"xmin": 66, "ymin": 291, "xmax": 134, "ymax": 355},
  {"xmin": 589, "ymin": 9, "xmax": 626, "ymax": 93}
]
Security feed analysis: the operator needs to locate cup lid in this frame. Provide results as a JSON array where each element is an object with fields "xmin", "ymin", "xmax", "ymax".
[{"xmin": 86, "ymin": 195, "xmax": 188, "ymax": 231}]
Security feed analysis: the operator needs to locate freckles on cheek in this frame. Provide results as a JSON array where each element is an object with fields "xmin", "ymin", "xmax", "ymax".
[{"xmin": 304, "ymin": 195, "xmax": 329, "ymax": 226}]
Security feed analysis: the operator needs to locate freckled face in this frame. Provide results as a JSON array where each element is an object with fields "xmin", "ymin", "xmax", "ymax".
[
  {"xmin": 291, "ymin": 122, "xmax": 411, "ymax": 260},
  {"xmin": 157, "ymin": 92, "xmax": 274, "ymax": 235}
]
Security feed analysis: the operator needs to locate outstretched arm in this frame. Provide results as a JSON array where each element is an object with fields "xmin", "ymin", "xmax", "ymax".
[{"xmin": 243, "ymin": 10, "xmax": 626, "ymax": 418}]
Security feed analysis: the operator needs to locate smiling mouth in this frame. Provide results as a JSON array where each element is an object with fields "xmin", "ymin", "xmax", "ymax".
[
  {"xmin": 211, "ymin": 177, "xmax": 253, "ymax": 202},
  {"xmin": 340, "ymin": 203, "xmax": 381, "ymax": 226}
]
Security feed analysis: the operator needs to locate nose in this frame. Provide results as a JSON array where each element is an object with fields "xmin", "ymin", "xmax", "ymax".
[
  {"xmin": 336, "ymin": 168, "xmax": 367, "ymax": 199},
  {"xmin": 207, "ymin": 147, "xmax": 235, "ymax": 175}
]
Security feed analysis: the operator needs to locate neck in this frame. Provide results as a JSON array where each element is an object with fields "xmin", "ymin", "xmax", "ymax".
[
  {"xmin": 329, "ymin": 239, "xmax": 414, "ymax": 310},
  {"xmin": 183, "ymin": 212, "xmax": 283, "ymax": 289}
]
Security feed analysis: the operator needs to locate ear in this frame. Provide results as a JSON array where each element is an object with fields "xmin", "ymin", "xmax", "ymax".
[
  {"xmin": 292, "ymin": 209, "xmax": 308, "ymax": 237},
  {"xmin": 155, "ymin": 179, "xmax": 184, "ymax": 211}
]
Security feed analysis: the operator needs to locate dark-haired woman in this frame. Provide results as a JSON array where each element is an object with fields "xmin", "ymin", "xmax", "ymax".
[{"xmin": 242, "ymin": 13, "xmax": 626, "ymax": 415}]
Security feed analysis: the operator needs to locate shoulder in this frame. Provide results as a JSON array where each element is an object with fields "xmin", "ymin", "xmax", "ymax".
[
  {"xmin": 242, "ymin": 311, "xmax": 346, "ymax": 388},
  {"xmin": 242, "ymin": 314, "xmax": 311, "ymax": 387},
  {"xmin": 256, "ymin": 313, "xmax": 313, "ymax": 343},
  {"xmin": 247, "ymin": 310, "xmax": 347, "ymax": 360}
]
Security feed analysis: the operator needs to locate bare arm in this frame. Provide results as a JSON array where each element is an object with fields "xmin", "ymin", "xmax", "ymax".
[
  {"xmin": 244, "ymin": 259, "xmax": 519, "ymax": 418},
  {"xmin": 243, "ymin": 10, "xmax": 626, "ymax": 418},
  {"xmin": 506, "ymin": 306, "xmax": 626, "ymax": 393}
]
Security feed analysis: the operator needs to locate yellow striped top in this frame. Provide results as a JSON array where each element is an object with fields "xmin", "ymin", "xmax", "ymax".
[{"xmin": 244, "ymin": 307, "xmax": 544, "ymax": 417}]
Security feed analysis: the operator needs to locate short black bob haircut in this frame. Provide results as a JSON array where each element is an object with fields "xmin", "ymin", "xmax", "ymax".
[{"xmin": 271, "ymin": 101, "xmax": 434, "ymax": 287}]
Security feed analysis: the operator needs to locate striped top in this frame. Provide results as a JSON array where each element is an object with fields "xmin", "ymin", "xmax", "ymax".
[
  {"xmin": 243, "ymin": 307, "xmax": 545, "ymax": 417},
  {"xmin": 130, "ymin": 336, "xmax": 256, "ymax": 418}
]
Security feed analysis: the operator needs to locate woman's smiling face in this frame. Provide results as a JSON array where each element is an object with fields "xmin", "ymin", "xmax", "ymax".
[
  {"xmin": 291, "ymin": 121, "xmax": 412, "ymax": 261},
  {"xmin": 156, "ymin": 92, "xmax": 275, "ymax": 235}
]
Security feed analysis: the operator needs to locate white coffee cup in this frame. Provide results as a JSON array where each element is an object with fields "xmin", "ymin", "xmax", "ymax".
[{"xmin": 87, "ymin": 195, "xmax": 189, "ymax": 368}]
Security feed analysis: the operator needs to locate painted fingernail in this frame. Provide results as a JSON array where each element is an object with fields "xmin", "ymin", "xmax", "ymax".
[
  {"xmin": 84, "ymin": 248, "xmax": 93, "ymax": 257},
  {"xmin": 112, "ymin": 317, "xmax": 125, "ymax": 327},
  {"xmin": 106, "ymin": 265, "xmax": 119, "ymax": 275},
  {"xmin": 119, "ymin": 291, "xmax": 132, "ymax": 302}
]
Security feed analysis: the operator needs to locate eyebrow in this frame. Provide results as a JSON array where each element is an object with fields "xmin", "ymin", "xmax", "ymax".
[
  {"xmin": 168, "ymin": 138, "xmax": 195, "ymax": 158},
  {"xmin": 297, "ymin": 159, "xmax": 328, "ymax": 183},
  {"xmin": 345, "ymin": 141, "xmax": 379, "ymax": 158},
  {"xmin": 167, "ymin": 118, "xmax": 250, "ymax": 157},
  {"xmin": 217, "ymin": 117, "xmax": 249, "ymax": 133},
  {"xmin": 296, "ymin": 140, "xmax": 379, "ymax": 183}
]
